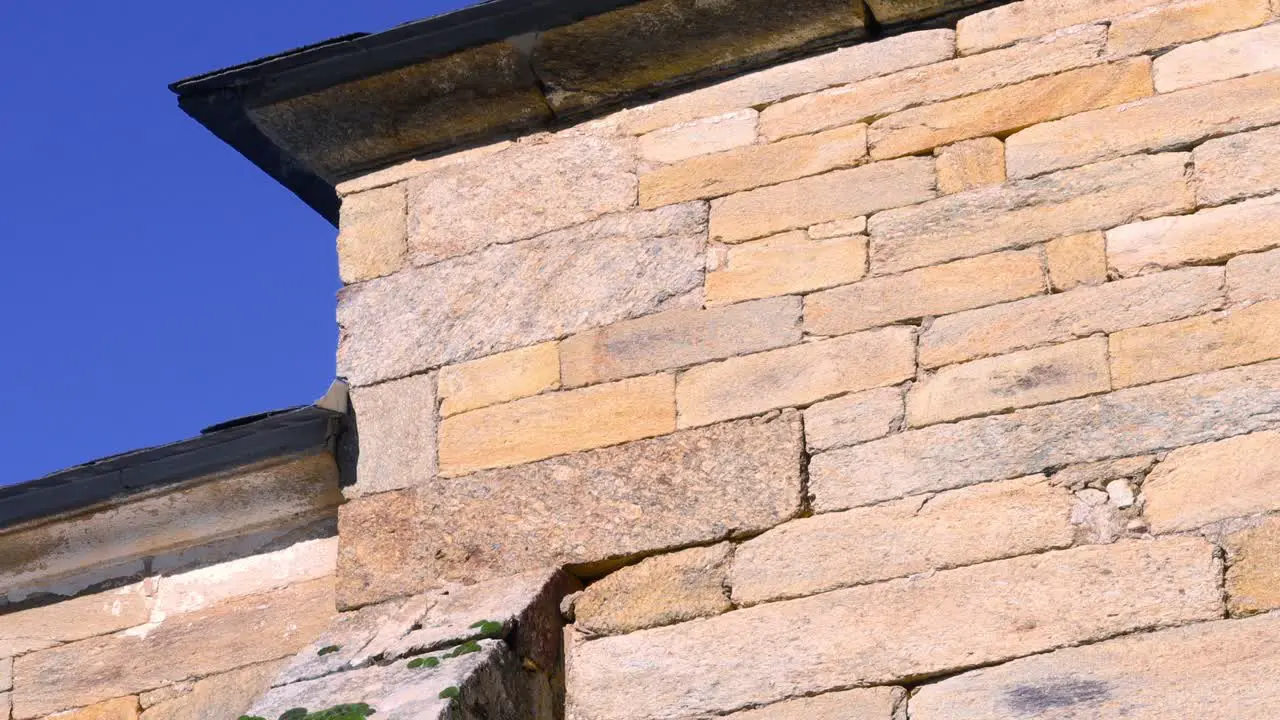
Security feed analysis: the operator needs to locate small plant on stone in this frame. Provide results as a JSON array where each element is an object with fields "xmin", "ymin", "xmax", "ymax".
[
  {"xmin": 317, "ymin": 645, "xmax": 342, "ymax": 656},
  {"xmin": 444, "ymin": 640, "xmax": 482, "ymax": 658},
  {"xmin": 407, "ymin": 656, "xmax": 441, "ymax": 669},
  {"xmin": 469, "ymin": 619, "xmax": 504, "ymax": 637},
  {"xmin": 237, "ymin": 703, "xmax": 376, "ymax": 720},
  {"xmin": 439, "ymin": 686, "xmax": 461, "ymax": 701}
]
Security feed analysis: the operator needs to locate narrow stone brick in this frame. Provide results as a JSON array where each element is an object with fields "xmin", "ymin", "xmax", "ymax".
[
  {"xmin": 640, "ymin": 124, "xmax": 866, "ymax": 208},
  {"xmin": 566, "ymin": 538, "xmax": 1220, "ymax": 720},
  {"xmin": 957, "ymin": 0, "xmax": 1168, "ymax": 55},
  {"xmin": 1046, "ymin": 231, "xmax": 1106, "ymax": 291},
  {"xmin": 1108, "ymin": 194, "xmax": 1280, "ymax": 278},
  {"xmin": 677, "ymin": 328, "xmax": 916, "ymax": 429},
  {"xmin": 1109, "ymin": 300, "xmax": 1280, "ymax": 388},
  {"xmin": 804, "ymin": 385, "xmax": 905, "ymax": 452},
  {"xmin": 153, "ymin": 537, "xmax": 336, "ymax": 618},
  {"xmin": 1194, "ymin": 124, "xmax": 1280, "ymax": 207},
  {"xmin": 561, "ymin": 298, "xmax": 801, "ymax": 387},
  {"xmin": 1228, "ymin": 248, "xmax": 1280, "ymax": 303},
  {"xmin": 574, "ymin": 544, "xmax": 733, "ymax": 636},
  {"xmin": 910, "ymin": 613, "xmax": 1280, "ymax": 720},
  {"xmin": 1225, "ymin": 517, "xmax": 1280, "ymax": 615},
  {"xmin": 337, "ymin": 185, "xmax": 406, "ymax": 284},
  {"xmin": 138, "ymin": 660, "xmax": 287, "ymax": 720},
  {"xmin": 438, "ymin": 343, "xmax": 560, "ymax": 417},
  {"xmin": 709, "ymin": 156, "xmax": 936, "ymax": 244},
  {"xmin": 637, "ymin": 110, "xmax": 758, "ymax": 165},
  {"xmin": 49, "ymin": 697, "xmax": 139, "ymax": 720},
  {"xmin": 731, "ymin": 475, "xmax": 1074, "ymax": 605},
  {"xmin": 1144, "ymin": 430, "xmax": 1280, "ymax": 533},
  {"xmin": 808, "ymin": 216, "xmax": 866, "ymax": 239},
  {"xmin": 761, "ymin": 24, "xmax": 1108, "ymax": 142},
  {"xmin": 1007, "ymin": 71, "xmax": 1280, "ymax": 179},
  {"xmin": 347, "ymin": 372, "xmax": 437, "ymax": 498},
  {"xmin": 335, "ymin": 139, "xmax": 513, "ymax": 196},
  {"xmin": 721, "ymin": 688, "xmax": 904, "ymax": 720},
  {"xmin": 936, "ymin": 138, "xmax": 1005, "ymax": 194},
  {"xmin": 868, "ymin": 59, "xmax": 1152, "ymax": 160},
  {"xmin": 806, "ymin": 249, "xmax": 1045, "ymax": 336},
  {"xmin": 870, "ymin": 153, "xmax": 1192, "ymax": 275},
  {"xmin": 438, "ymin": 374, "xmax": 675, "ymax": 476},
  {"xmin": 1108, "ymin": 0, "xmax": 1271, "ymax": 56},
  {"xmin": 0, "ymin": 584, "xmax": 152, "ymax": 659},
  {"xmin": 1154, "ymin": 24, "xmax": 1280, "ymax": 92},
  {"xmin": 706, "ymin": 232, "xmax": 868, "ymax": 305},
  {"xmin": 810, "ymin": 359, "xmax": 1280, "ymax": 510},
  {"xmin": 908, "ymin": 337, "xmax": 1110, "ymax": 427}
]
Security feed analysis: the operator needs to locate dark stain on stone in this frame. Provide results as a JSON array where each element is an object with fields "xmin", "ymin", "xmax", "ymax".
[{"xmin": 1005, "ymin": 678, "xmax": 1112, "ymax": 716}]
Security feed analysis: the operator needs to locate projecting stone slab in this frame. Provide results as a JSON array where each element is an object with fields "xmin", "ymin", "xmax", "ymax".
[
  {"xmin": 574, "ymin": 544, "xmax": 733, "ymax": 636},
  {"xmin": 139, "ymin": 659, "xmax": 286, "ymax": 720},
  {"xmin": 722, "ymin": 688, "xmax": 904, "ymax": 719},
  {"xmin": 1143, "ymin": 430, "xmax": 1280, "ymax": 533},
  {"xmin": 0, "ymin": 583, "xmax": 151, "ymax": 658}
]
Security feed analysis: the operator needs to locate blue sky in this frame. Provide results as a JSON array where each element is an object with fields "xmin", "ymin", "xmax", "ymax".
[{"xmin": 0, "ymin": 2, "xmax": 472, "ymax": 485}]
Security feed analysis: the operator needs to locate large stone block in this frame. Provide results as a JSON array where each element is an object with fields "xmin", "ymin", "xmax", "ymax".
[
  {"xmin": 637, "ymin": 110, "xmax": 758, "ymax": 165},
  {"xmin": 956, "ymin": 0, "xmax": 1168, "ymax": 55},
  {"xmin": 1193, "ymin": 125, "xmax": 1280, "ymax": 207},
  {"xmin": 1108, "ymin": 0, "xmax": 1271, "ymax": 56},
  {"xmin": 152, "ymin": 537, "xmax": 336, "ymax": 619},
  {"xmin": 0, "ymin": 583, "xmax": 151, "ymax": 658},
  {"xmin": 706, "ymin": 231, "xmax": 868, "ymax": 305},
  {"xmin": 1144, "ymin": 430, "xmax": 1280, "ymax": 533},
  {"xmin": 438, "ymin": 343, "xmax": 560, "ymax": 417},
  {"xmin": 1153, "ymin": 24, "xmax": 1280, "ymax": 92},
  {"xmin": 1225, "ymin": 517, "xmax": 1280, "ymax": 615},
  {"xmin": 337, "ymin": 185, "xmax": 407, "ymax": 284},
  {"xmin": 347, "ymin": 372, "xmax": 437, "ymax": 498},
  {"xmin": 1109, "ymin": 300, "xmax": 1280, "ymax": 388},
  {"xmin": 574, "ymin": 543, "xmax": 734, "ymax": 636},
  {"xmin": 138, "ymin": 659, "xmax": 286, "ymax": 720},
  {"xmin": 803, "ymin": 385, "xmax": 905, "ymax": 452},
  {"xmin": 721, "ymin": 688, "xmax": 904, "ymax": 719},
  {"xmin": 1228, "ymin": 248, "xmax": 1280, "ymax": 304}
]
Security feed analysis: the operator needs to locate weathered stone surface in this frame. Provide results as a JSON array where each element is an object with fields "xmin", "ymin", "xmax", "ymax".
[
  {"xmin": 1228, "ymin": 248, "xmax": 1280, "ymax": 303},
  {"xmin": 710, "ymin": 156, "xmax": 935, "ymax": 244},
  {"xmin": 807, "ymin": 216, "xmax": 866, "ymax": 239},
  {"xmin": 761, "ymin": 24, "xmax": 1108, "ymax": 142},
  {"xmin": 1225, "ymin": 517, "xmax": 1280, "ymax": 615},
  {"xmin": 936, "ymin": 138, "xmax": 1005, "ymax": 194},
  {"xmin": 561, "ymin": 298, "xmax": 801, "ymax": 388},
  {"xmin": 956, "ymin": 0, "xmax": 1168, "ymax": 54},
  {"xmin": 677, "ymin": 328, "xmax": 916, "ymax": 429},
  {"xmin": 338, "ymin": 415, "xmax": 803, "ymax": 607},
  {"xmin": 338, "ymin": 185, "xmax": 407, "ymax": 284},
  {"xmin": 910, "ymin": 613, "xmax": 1280, "ymax": 719},
  {"xmin": 1108, "ymin": 0, "xmax": 1271, "ymax": 55},
  {"xmin": 0, "ymin": 656, "xmax": 9, "ymax": 693},
  {"xmin": 723, "ymin": 688, "xmax": 903, "ymax": 719},
  {"xmin": 869, "ymin": 59, "xmax": 1151, "ymax": 160},
  {"xmin": 1007, "ymin": 71, "xmax": 1280, "ymax": 179},
  {"xmin": 1, "ymin": 692, "xmax": 8, "ymax": 720},
  {"xmin": 706, "ymin": 232, "xmax": 868, "ymax": 305},
  {"xmin": 51, "ymin": 697, "xmax": 139, "ymax": 720},
  {"xmin": 567, "ymin": 538, "xmax": 1220, "ymax": 720},
  {"xmin": 347, "ymin": 373, "xmax": 437, "ymax": 498},
  {"xmin": 407, "ymin": 132, "xmax": 637, "ymax": 265},
  {"xmin": 731, "ymin": 475, "xmax": 1074, "ymax": 605},
  {"xmin": 336, "ymin": 140, "xmax": 513, "ymax": 197},
  {"xmin": 804, "ymin": 385, "xmax": 905, "ymax": 452},
  {"xmin": 1045, "ymin": 231, "xmax": 1106, "ymax": 291},
  {"xmin": 439, "ymin": 374, "xmax": 675, "ymax": 476},
  {"xmin": 0, "ymin": 584, "xmax": 151, "ymax": 658},
  {"xmin": 276, "ymin": 596, "xmax": 416, "ymax": 686},
  {"xmin": 139, "ymin": 659, "xmax": 285, "ymax": 720},
  {"xmin": 638, "ymin": 111, "xmax": 757, "ymax": 165},
  {"xmin": 919, "ymin": 266, "xmax": 1223, "ymax": 369},
  {"xmin": 810, "ymin": 359, "xmax": 1280, "ymax": 510},
  {"xmin": 1144, "ymin": 430, "xmax": 1280, "ymax": 533},
  {"xmin": 575, "ymin": 544, "xmax": 733, "ymax": 636},
  {"xmin": 870, "ymin": 153, "xmax": 1192, "ymax": 275},
  {"xmin": 439, "ymin": 343, "xmax": 559, "ymax": 418},
  {"xmin": 1110, "ymin": 300, "xmax": 1280, "ymax": 387},
  {"xmin": 1194, "ymin": 124, "xmax": 1280, "ymax": 206},
  {"xmin": 338, "ymin": 203, "xmax": 706, "ymax": 386},
  {"xmin": 908, "ymin": 337, "xmax": 1110, "ymax": 427},
  {"xmin": 153, "ymin": 537, "xmax": 336, "ymax": 618},
  {"xmin": 1050, "ymin": 455, "xmax": 1155, "ymax": 490},
  {"xmin": 866, "ymin": 0, "xmax": 986, "ymax": 24},
  {"xmin": 1153, "ymin": 24, "xmax": 1280, "ymax": 92},
  {"xmin": 640, "ymin": 124, "xmax": 867, "ymax": 208},
  {"xmin": 13, "ymin": 579, "xmax": 335, "ymax": 719},
  {"xmin": 806, "ymin": 249, "xmax": 1044, "ymax": 336}
]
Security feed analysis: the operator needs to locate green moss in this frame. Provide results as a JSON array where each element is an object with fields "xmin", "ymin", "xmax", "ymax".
[
  {"xmin": 407, "ymin": 656, "xmax": 441, "ymax": 669},
  {"xmin": 242, "ymin": 703, "xmax": 376, "ymax": 720},
  {"xmin": 317, "ymin": 645, "xmax": 342, "ymax": 657},
  {"xmin": 444, "ymin": 640, "xmax": 482, "ymax": 658},
  {"xmin": 439, "ymin": 686, "xmax": 461, "ymax": 700},
  {"xmin": 469, "ymin": 620, "xmax": 504, "ymax": 637}
]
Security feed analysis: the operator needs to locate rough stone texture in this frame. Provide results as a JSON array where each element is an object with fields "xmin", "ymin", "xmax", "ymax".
[
  {"xmin": 338, "ymin": 203, "xmax": 706, "ymax": 386},
  {"xmin": 12, "ymin": 578, "xmax": 334, "ymax": 719},
  {"xmin": 0, "ymin": 657, "xmax": 9, "ymax": 693},
  {"xmin": 910, "ymin": 613, "xmax": 1280, "ymax": 719},
  {"xmin": 1, "ymin": 692, "xmax": 7, "ymax": 720},
  {"xmin": 560, "ymin": 298, "xmax": 801, "ymax": 388},
  {"xmin": 638, "ymin": 111, "xmax": 758, "ymax": 165},
  {"xmin": 0, "ymin": 583, "xmax": 151, "ymax": 658},
  {"xmin": 1111, "ymin": 300, "xmax": 1280, "ymax": 387},
  {"xmin": 338, "ymin": 185, "xmax": 407, "ymax": 284},
  {"xmin": 640, "ymin": 124, "xmax": 867, "ymax": 208},
  {"xmin": 804, "ymin": 385, "xmax": 905, "ymax": 452},
  {"xmin": 870, "ymin": 153, "xmax": 1193, "ymax": 275},
  {"xmin": 919, "ymin": 266, "xmax": 1223, "ymax": 369},
  {"xmin": 805, "ymin": 249, "xmax": 1045, "ymax": 336},
  {"xmin": 1114, "ymin": 194, "xmax": 1280, "ymax": 277},
  {"xmin": 936, "ymin": 138, "xmax": 1005, "ymax": 194},
  {"xmin": 869, "ymin": 59, "xmax": 1152, "ymax": 160},
  {"xmin": 1153, "ymin": 25, "xmax": 1280, "ymax": 92},
  {"xmin": 908, "ymin": 337, "xmax": 1111, "ymax": 427},
  {"xmin": 1007, "ymin": 71, "xmax": 1280, "ymax": 179},
  {"xmin": 808, "ymin": 216, "xmax": 867, "ymax": 239},
  {"xmin": 1051, "ymin": 455, "xmax": 1156, "ymax": 490},
  {"xmin": 1046, "ymin": 231, "xmax": 1106, "ymax": 291},
  {"xmin": 438, "ymin": 374, "xmax": 675, "ymax": 476},
  {"xmin": 677, "ymin": 328, "xmax": 916, "ymax": 429},
  {"xmin": 1144, "ymin": 430, "xmax": 1280, "ymax": 533},
  {"xmin": 574, "ymin": 544, "xmax": 733, "ymax": 636},
  {"xmin": 1193, "ymin": 124, "xmax": 1280, "ymax": 206},
  {"xmin": 709, "ymin": 156, "xmax": 936, "ymax": 244},
  {"xmin": 1225, "ymin": 517, "xmax": 1280, "ymax": 615},
  {"xmin": 720, "ymin": 688, "xmax": 904, "ymax": 720},
  {"xmin": 566, "ymin": 538, "xmax": 1220, "ymax": 720},
  {"xmin": 706, "ymin": 232, "xmax": 868, "ymax": 305},
  {"xmin": 275, "ymin": 596, "xmax": 417, "ymax": 686},
  {"xmin": 336, "ymin": 140, "xmax": 513, "ymax": 197},
  {"xmin": 138, "ymin": 659, "xmax": 286, "ymax": 720},
  {"xmin": 407, "ymin": 132, "xmax": 637, "ymax": 265},
  {"xmin": 731, "ymin": 475, "xmax": 1074, "ymax": 605},
  {"xmin": 347, "ymin": 373, "xmax": 437, "ymax": 498},
  {"xmin": 957, "ymin": 0, "xmax": 1168, "ymax": 54},
  {"xmin": 50, "ymin": 697, "xmax": 139, "ymax": 720},
  {"xmin": 810, "ymin": 359, "xmax": 1280, "ymax": 510},
  {"xmin": 153, "ymin": 537, "xmax": 336, "ymax": 618},
  {"xmin": 438, "ymin": 343, "xmax": 560, "ymax": 417},
  {"xmin": 867, "ymin": 0, "xmax": 988, "ymax": 24},
  {"xmin": 1228, "ymin": 248, "xmax": 1280, "ymax": 304},
  {"xmin": 1108, "ymin": 0, "xmax": 1271, "ymax": 55},
  {"xmin": 337, "ymin": 414, "xmax": 803, "ymax": 607},
  {"xmin": 761, "ymin": 24, "xmax": 1109, "ymax": 142}
]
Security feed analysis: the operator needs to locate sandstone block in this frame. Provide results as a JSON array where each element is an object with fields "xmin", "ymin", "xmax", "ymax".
[
  {"xmin": 138, "ymin": 660, "xmax": 285, "ymax": 720},
  {"xmin": 561, "ymin": 298, "xmax": 800, "ymax": 388},
  {"xmin": 908, "ymin": 337, "xmax": 1110, "ymax": 427},
  {"xmin": 1193, "ymin": 124, "xmax": 1280, "ymax": 206},
  {"xmin": 721, "ymin": 688, "xmax": 904, "ymax": 720},
  {"xmin": 710, "ymin": 157, "xmax": 936, "ymax": 244},
  {"xmin": 1108, "ymin": 0, "xmax": 1271, "ymax": 56},
  {"xmin": 804, "ymin": 385, "xmax": 905, "ymax": 452},
  {"xmin": 337, "ymin": 415, "xmax": 803, "ymax": 606},
  {"xmin": 911, "ymin": 613, "xmax": 1280, "ymax": 719},
  {"xmin": 936, "ymin": 138, "xmax": 1005, "ymax": 194},
  {"xmin": 1225, "ymin": 517, "xmax": 1280, "ymax": 615},
  {"xmin": 868, "ymin": 59, "xmax": 1152, "ymax": 160},
  {"xmin": 809, "ymin": 359, "xmax": 1280, "ymax": 510},
  {"xmin": 870, "ymin": 153, "xmax": 1192, "ymax": 275},
  {"xmin": 153, "ymin": 537, "xmax": 336, "ymax": 618},
  {"xmin": 677, "ymin": 328, "xmax": 916, "ymax": 429},
  {"xmin": 407, "ymin": 132, "xmax": 637, "ymax": 265},
  {"xmin": 1228, "ymin": 248, "xmax": 1280, "ymax": 303},
  {"xmin": 919, "ymin": 266, "xmax": 1223, "ymax": 369},
  {"xmin": 50, "ymin": 697, "xmax": 139, "ymax": 720},
  {"xmin": 1045, "ymin": 231, "xmax": 1106, "ymax": 291},
  {"xmin": 640, "ymin": 124, "xmax": 866, "ymax": 208},
  {"xmin": 808, "ymin": 216, "xmax": 866, "ymax": 239},
  {"xmin": 439, "ymin": 374, "xmax": 676, "ymax": 476},
  {"xmin": 1110, "ymin": 300, "xmax": 1280, "ymax": 387},
  {"xmin": 0, "ymin": 657, "xmax": 10, "ymax": 692},
  {"xmin": 347, "ymin": 373, "xmax": 437, "ymax": 498},
  {"xmin": 957, "ymin": 0, "xmax": 1168, "ymax": 54},
  {"xmin": 1144, "ymin": 430, "xmax": 1280, "ymax": 533},
  {"xmin": 1007, "ymin": 71, "xmax": 1280, "ymax": 179},
  {"xmin": 337, "ymin": 185, "xmax": 406, "ymax": 284},
  {"xmin": 1050, "ymin": 455, "xmax": 1155, "ymax": 490},
  {"xmin": 0, "ymin": 584, "xmax": 151, "ymax": 658},
  {"xmin": 338, "ymin": 203, "xmax": 705, "ymax": 386},
  {"xmin": 731, "ymin": 475, "xmax": 1074, "ymax": 605},
  {"xmin": 706, "ymin": 232, "xmax": 868, "ymax": 305},
  {"xmin": 438, "ymin": 343, "xmax": 559, "ymax": 417},
  {"xmin": 806, "ymin": 249, "xmax": 1044, "ymax": 336},
  {"xmin": 566, "ymin": 538, "xmax": 1220, "ymax": 720},
  {"xmin": 574, "ymin": 544, "xmax": 733, "ymax": 636},
  {"xmin": 1153, "ymin": 24, "xmax": 1280, "ymax": 92},
  {"xmin": 336, "ymin": 139, "xmax": 513, "ymax": 197},
  {"xmin": 638, "ymin": 110, "xmax": 757, "ymax": 165}
]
